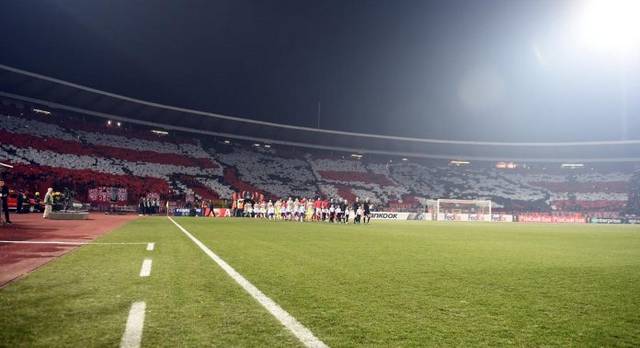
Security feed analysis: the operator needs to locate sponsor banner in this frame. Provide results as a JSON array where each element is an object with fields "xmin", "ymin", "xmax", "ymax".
[
  {"xmin": 590, "ymin": 217, "xmax": 624, "ymax": 224},
  {"xmin": 370, "ymin": 212, "xmax": 412, "ymax": 220},
  {"xmin": 491, "ymin": 214, "xmax": 514, "ymax": 222},
  {"xmin": 174, "ymin": 208, "xmax": 202, "ymax": 216},
  {"xmin": 211, "ymin": 208, "xmax": 232, "ymax": 217},
  {"xmin": 88, "ymin": 187, "xmax": 127, "ymax": 202},
  {"xmin": 468, "ymin": 214, "xmax": 481, "ymax": 221},
  {"xmin": 175, "ymin": 208, "xmax": 232, "ymax": 217},
  {"xmin": 518, "ymin": 214, "xmax": 585, "ymax": 224},
  {"xmin": 627, "ymin": 218, "xmax": 640, "ymax": 224},
  {"xmin": 437, "ymin": 213, "xmax": 493, "ymax": 222}
]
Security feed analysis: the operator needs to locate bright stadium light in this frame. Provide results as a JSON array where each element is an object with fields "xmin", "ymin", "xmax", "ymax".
[
  {"xmin": 573, "ymin": 0, "xmax": 640, "ymax": 54},
  {"xmin": 561, "ymin": 163, "xmax": 585, "ymax": 168},
  {"xmin": 449, "ymin": 160, "xmax": 470, "ymax": 166},
  {"xmin": 32, "ymin": 108, "xmax": 51, "ymax": 115}
]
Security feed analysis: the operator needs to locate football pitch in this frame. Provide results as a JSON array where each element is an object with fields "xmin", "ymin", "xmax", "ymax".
[{"xmin": 1, "ymin": 218, "xmax": 639, "ymax": 347}]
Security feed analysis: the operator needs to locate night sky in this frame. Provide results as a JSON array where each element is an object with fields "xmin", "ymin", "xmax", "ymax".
[{"xmin": 1, "ymin": 0, "xmax": 638, "ymax": 142}]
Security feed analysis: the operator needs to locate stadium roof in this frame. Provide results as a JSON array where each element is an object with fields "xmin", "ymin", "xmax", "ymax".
[{"xmin": 1, "ymin": 63, "xmax": 639, "ymax": 163}]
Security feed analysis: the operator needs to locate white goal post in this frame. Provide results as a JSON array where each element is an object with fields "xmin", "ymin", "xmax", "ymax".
[{"xmin": 425, "ymin": 199, "xmax": 492, "ymax": 222}]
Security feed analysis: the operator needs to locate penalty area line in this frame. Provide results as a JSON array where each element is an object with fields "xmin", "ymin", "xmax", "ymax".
[{"xmin": 167, "ymin": 216, "xmax": 328, "ymax": 348}]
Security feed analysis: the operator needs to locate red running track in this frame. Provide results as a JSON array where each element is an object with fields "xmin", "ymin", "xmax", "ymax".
[{"xmin": 0, "ymin": 213, "xmax": 138, "ymax": 287}]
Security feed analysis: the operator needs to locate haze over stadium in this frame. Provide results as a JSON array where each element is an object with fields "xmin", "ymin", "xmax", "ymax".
[{"xmin": 0, "ymin": 1, "xmax": 639, "ymax": 347}]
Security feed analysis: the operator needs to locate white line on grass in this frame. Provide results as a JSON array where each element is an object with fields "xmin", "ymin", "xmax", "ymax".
[
  {"xmin": 167, "ymin": 216, "xmax": 329, "ymax": 348},
  {"xmin": 146, "ymin": 242, "xmax": 155, "ymax": 251},
  {"xmin": 0, "ymin": 240, "xmax": 150, "ymax": 245},
  {"xmin": 120, "ymin": 301, "xmax": 146, "ymax": 348},
  {"xmin": 139, "ymin": 259, "xmax": 152, "ymax": 277}
]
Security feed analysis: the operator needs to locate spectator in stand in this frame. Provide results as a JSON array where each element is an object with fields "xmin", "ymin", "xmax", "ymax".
[
  {"xmin": 43, "ymin": 187, "xmax": 53, "ymax": 219},
  {"xmin": 0, "ymin": 180, "xmax": 11, "ymax": 224}
]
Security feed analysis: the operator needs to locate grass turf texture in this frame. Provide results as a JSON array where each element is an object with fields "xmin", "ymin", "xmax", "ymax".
[{"xmin": 1, "ymin": 218, "xmax": 639, "ymax": 347}]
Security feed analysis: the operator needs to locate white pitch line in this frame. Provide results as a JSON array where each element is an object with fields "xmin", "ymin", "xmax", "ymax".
[
  {"xmin": 146, "ymin": 242, "xmax": 155, "ymax": 251},
  {"xmin": 167, "ymin": 217, "xmax": 328, "ymax": 348},
  {"xmin": 139, "ymin": 259, "xmax": 152, "ymax": 277},
  {"xmin": 120, "ymin": 301, "xmax": 146, "ymax": 348},
  {"xmin": 0, "ymin": 240, "xmax": 150, "ymax": 245}
]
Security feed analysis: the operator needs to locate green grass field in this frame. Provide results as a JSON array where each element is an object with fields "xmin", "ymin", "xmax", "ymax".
[{"xmin": 1, "ymin": 218, "xmax": 639, "ymax": 347}]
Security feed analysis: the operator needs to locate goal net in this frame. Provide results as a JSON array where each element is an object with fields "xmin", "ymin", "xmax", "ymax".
[{"xmin": 425, "ymin": 199, "xmax": 492, "ymax": 221}]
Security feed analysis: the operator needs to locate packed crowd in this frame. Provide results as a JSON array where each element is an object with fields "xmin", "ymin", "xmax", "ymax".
[{"xmin": 0, "ymin": 101, "xmax": 637, "ymax": 216}]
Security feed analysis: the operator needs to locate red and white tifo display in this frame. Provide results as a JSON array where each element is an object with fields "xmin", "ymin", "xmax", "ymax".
[{"xmin": 0, "ymin": 108, "xmax": 635, "ymax": 218}]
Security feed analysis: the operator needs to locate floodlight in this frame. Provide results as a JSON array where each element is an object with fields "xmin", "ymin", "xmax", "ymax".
[
  {"xmin": 32, "ymin": 108, "xmax": 51, "ymax": 115},
  {"xmin": 574, "ymin": 0, "xmax": 640, "ymax": 54}
]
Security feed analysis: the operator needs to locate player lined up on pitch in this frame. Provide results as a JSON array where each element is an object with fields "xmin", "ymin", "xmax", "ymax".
[{"xmin": 232, "ymin": 196, "xmax": 372, "ymax": 224}]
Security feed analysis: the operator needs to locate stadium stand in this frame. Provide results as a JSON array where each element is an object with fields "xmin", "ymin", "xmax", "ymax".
[
  {"xmin": 215, "ymin": 146, "xmax": 318, "ymax": 199},
  {"xmin": 0, "ymin": 100, "xmax": 637, "ymax": 214}
]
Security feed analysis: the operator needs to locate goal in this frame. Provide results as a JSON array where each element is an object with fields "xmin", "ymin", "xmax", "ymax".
[{"xmin": 425, "ymin": 199, "xmax": 492, "ymax": 222}]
